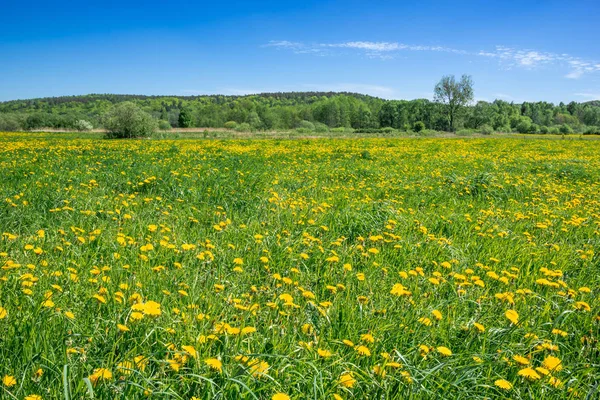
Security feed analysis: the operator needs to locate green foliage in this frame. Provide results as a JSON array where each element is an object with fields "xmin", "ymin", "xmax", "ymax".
[
  {"xmin": 224, "ymin": 121, "xmax": 238, "ymax": 129},
  {"xmin": 178, "ymin": 108, "xmax": 193, "ymax": 128},
  {"xmin": 298, "ymin": 120, "xmax": 315, "ymax": 131},
  {"xmin": 479, "ymin": 124, "xmax": 493, "ymax": 135},
  {"xmin": 413, "ymin": 121, "xmax": 425, "ymax": 132},
  {"xmin": 0, "ymin": 113, "xmax": 24, "ymax": 131},
  {"xmin": 314, "ymin": 122, "xmax": 329, "ymax": 133},
  {"xmin": 559, "ymin": 124, "xmax": 573, "ymax": 134},
  {"xmin": 158, "ymin": 120, "xmax": 172, "ymax": 130},
  {"xmin": 434, "ymin": 74, "xmax": 474, "ymax": 131},
  {"xmin": 103, "ymin": 102, "xmax": 157, "ymax": 139},
  {"xmin": 1, "ymin": 91, "xmax": 599, "ymax": 134},
  {"xmin": 74, "ymin": 119, "xmax": 93, "ymax": 131},
  {"xmin": 235, "ymin": 122, "xmax": 252, "ymax": 132}
]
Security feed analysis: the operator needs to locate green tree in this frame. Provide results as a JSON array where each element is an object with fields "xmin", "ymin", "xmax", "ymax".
[
  {"xmin": 178, "ymin": 108, "xmax": 193, "ymax": 128},
  {"xmin": 433, "ymin": 75, "xmax": 474, "ymax": 131},
  {"xmin": 103, "ymin": 102, "xmax": 157, "ymax": 139}
]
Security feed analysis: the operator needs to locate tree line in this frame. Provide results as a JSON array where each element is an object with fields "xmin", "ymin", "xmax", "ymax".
[{"xmin": 1, "ymin": 87, "xmax": 599, "ymax": 134}]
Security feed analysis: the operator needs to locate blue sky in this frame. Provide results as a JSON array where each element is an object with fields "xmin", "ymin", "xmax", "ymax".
[{"xmin": 1, "ymin": 0, "xmax": 599, "ymax": 102}]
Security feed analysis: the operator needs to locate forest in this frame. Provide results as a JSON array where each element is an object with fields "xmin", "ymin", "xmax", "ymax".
[{"xmin": 1, "ymin": 92, "xmax": 599, "ymax": 134}]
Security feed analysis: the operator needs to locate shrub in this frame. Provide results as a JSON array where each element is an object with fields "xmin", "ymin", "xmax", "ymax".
[
  {"xmin": 584, "ymin": 126, "xmax": 600, "ymax": 135},
  {"xmin": 330, "ymin": 127, "xmax": 347, "ymax": 133},
  {"xmin": 103, "ymin": 102, "xmax": 157, "ymax": 139},
  {"xmin": 515, "ymin": 118, "xmax": 532, "ymax": 134},
  {"xmin": 529, "ymin": 123, "xmax": 539, "ymax": 134},
  {"xmin": 0, "ymin": 114, "xmax": 23, "ymax": 131},
  {"xmin": 178, "ymin": 108, "xmax": 193, "ymax": 128},
  {"xmin": 548, "ymin": 126, "xmax": 560, "ymax": 134},
  {"xmin": 539, "ymin": 125, "xmax": 549, "ymax": 134},
  {"xmin": 314, "ymin": 122, "xmax": 329, "ymax": 133},
  {"xmin": 298, "ymin": 120, "xmax": 315, "ymax": 131},
  {"xmin": 456, "ymin": 129, "xmax": 475, "ymax": 136},
  {"xmin": 559, "ymin": 124, "xmax": 573, "ymax": 134},
  {"xmin": 413, "ymin": 121, "xmax": 425, "ymax": 133},
  {"xmin": 479, "ymin": 124, "xmax": 493, "ymax": 135},
  {"xmin": 158, "ymin": 120, "xmax": 172, "ymax": 130},
  {"xmin": 224, "ymin": 121, "xmax": 237, "ymax": 130},
  {"xmin": 74, "ymin": 120, "xmax": 93, "ymax": 131},
  {"xmin": 381, "ymin": 127, "xmax": 395, "ymax": 134},
  {"xmin": 235, "ymin": 122, "xmax": 252, "ymax": 132}
]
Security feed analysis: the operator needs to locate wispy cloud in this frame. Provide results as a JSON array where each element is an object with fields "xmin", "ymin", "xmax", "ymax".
[
  {"xmin": 265, "ymin": 40, "xmax": 600, "ymax": 78},
  {"xmin": 574, "ymin": 92, "xmax": 600, "ymax": 100}
]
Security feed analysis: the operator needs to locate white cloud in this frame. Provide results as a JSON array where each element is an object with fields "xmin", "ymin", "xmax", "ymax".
[
  {"xmin": 574, "ymin": 92, "xmax": 600, "ymax": 100},
  {"xmin": 266, "ymin": 40, "xmax": 600, "ymax": 79}
]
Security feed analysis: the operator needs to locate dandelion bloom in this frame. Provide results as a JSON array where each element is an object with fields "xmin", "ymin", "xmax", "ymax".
[
  {"xmin": 205, "ymin": 358, "xmax": 222, "ymax": 373},
  {"xmin": 505, "ymin": 309, "xmax": 519, "ymax": 324},
  {"xmin": 512, "ymin": 355, "xmax": 529, "ymax": 365},
  {"xmin": 272, "ymin": 393, "xmax": 290, "ymax": 400},
  {"xmin": 494, "ymin": 379, "xmax": 512, "ymax": 390},
  {"xmin": 89, "ymin": 368, "xmax": 113, "ymax": 384},
  {"xmin": 339, "ymin": 372, "xmax": 356, "ymax": 388},
  {"xmin": 25, "ymin": 395, "xmax": 43, "ymax": 400},
  {"xmin": 517, "ymin": 367, "xmax": 541, "ymax": 381},
  {"xmin": 182, "ymin": 345, "xmax": 197, "ymax": 358},
  {"xmin": 355, "ymin": 345, "xmax": 371, "ymax": 356},
  {"xmin": 2, "ymin": 375, "xmax": 16, "ymax": 387},
  {"xmin": 436, "ymin": 346, "xmax": 452, "ymax": 356},
  {"xmin": 318, "ymin": 348, "xmax": 333, "ymax": 358},
  {"xmin": 542, "ymin": 355, "xmax": 562, "ymax": 372}
]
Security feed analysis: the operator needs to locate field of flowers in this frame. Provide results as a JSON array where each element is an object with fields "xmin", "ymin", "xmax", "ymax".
[{"xmin": 0, "ymin": 132, "xmax": 598, "ymax": 399}]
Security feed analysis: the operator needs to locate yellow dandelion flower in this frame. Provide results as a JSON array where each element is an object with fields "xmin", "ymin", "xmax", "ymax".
[
  {"xmin": 339, "ymin": 372, "xmax": 356, "ymax": 388},
  {"xmin": 518, "ymin": 367, "xmax": 541, "ymax": 381},
  {"xmin": 436, "ymin": 346, "xmax": 452, "ymax": 356},
  {"xmin": 205, "ymin": 358, "xmax": 222, "ymax": 373},
  {"xmin": 505, "ymin": 309, "xmax": 519, "ymax": 325},
  {"xmin": 494, "ymin": 379, "xmax": 512, "ymax": 390},
  {"xmin": 542, "ymin": 355, "xmax": 562, "ymax": 372},
  {"xmin": 2, "ymin": 375, "xmax": 16, "ymax": 387}
]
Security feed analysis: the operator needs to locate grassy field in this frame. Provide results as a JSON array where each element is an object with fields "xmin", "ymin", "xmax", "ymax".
[{"xmin": 0, "ymin": 132, "xmax": 598, "ymax": 399}]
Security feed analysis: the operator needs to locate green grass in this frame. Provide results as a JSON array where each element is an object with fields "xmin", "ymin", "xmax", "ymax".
[{"xmin": 0, "ymin": 132, "xmax": 598, "ymax": 399}]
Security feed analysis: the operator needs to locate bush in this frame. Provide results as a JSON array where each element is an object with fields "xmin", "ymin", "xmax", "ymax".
[
  {"xmin": 413, "ymin": 121, "xmax": 425, "ymax": 133},
  {"xmin": 456, "ymin": 129, "xmax": 475, "ymax": 136},
  {"xmin": 314, "ymin": 122, "xmax": 329, "ymax": 133},
  {"xmin": 74, "ymin": 119, "xmax": 93, "ymax": 131},
  {"xmin": 103, "ymin": 102, "xmax": 157, "ymax": 139},
  {"xmin": 584, "ymin": 126, "xmax": 600, "ymax": 135},
  {"xmin": 515, "ymin": 118, "xmax": 532, "ymax": 134},
  {"xmin": 548, "ymin": 126, "xmax": 560, "ymax": 134},
  {"xmin": 0, "ymin": 114, "xmax": 23, "ymax": 131},
  {"xmin": 330, "ymin": 127, "xmax": 348, "ymax": 133},
  {"xmin": 158, "ymin": 120, "xmax": 172, "ymax": 130},
  {"xmin": 529, "ymin": 124, "xmax": 539, "ymax": 134},
  {"xmin": 559, "ymin": 124, "xmax": 573, "ymax": 134},
  {"xmin": 381, "ymin": 127, "xmax": 395, "ymax": 134},
  {"xmin": 479, "ymin": 124, "xmax": 493, "ymax": 135},
  {"xmin": 224, "ymin": 121, "xmax": 237, "ymax": 130},
  {"xmin": 235, "ymin": 122, "xmax": 252, "ymax": 132},
  {"xmin": 298, "ymin": 120, "xmax": 315, "ymax": 131},
  {"xmin": 539, "ymin": 125, "xmax": 549, "ymax": 134}
]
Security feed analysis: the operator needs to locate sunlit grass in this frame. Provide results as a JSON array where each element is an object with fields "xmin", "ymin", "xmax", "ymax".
[{"xmin": 0, "ymin": 132, "xmax": 598, "ymax": 399}]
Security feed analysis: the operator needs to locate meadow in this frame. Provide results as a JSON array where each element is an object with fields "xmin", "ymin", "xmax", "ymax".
[{"xmin": 0, "ymin": 132, "xmax": 598, "ymax": 399}]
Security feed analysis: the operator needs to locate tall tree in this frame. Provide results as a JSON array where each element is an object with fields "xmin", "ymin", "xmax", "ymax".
[{"xmin": 433, "ymin": 75, "xmax": 474, "ymax": 131}]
